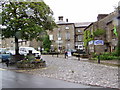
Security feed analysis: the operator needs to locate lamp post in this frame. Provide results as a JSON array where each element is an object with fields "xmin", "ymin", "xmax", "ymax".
[{"xmin": 0, "ymin": 25, "xmax": 7, "ymax": 48}]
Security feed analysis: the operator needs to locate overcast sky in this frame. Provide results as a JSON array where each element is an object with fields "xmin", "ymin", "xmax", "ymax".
[{"xmin": 44, "ymin": 0, "xmax": 120, "ymax": 23}]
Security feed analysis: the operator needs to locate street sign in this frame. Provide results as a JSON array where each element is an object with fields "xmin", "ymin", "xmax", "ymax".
[
  {"xmin": 94, "ymin": 40, "xmax": 104, "ymax": 45},
  {"xmin": 88, "ymin": 40, "xmax": 94, "ymax": 45}
]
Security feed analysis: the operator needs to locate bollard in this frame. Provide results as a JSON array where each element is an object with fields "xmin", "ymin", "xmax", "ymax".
[
  {"xmin": 57, "ymin": 53, "xmax": 58, "ymax": 57},
  {"xmin": 52, "ymin": 53, "xmax": 54, "ymax": 57},
  {"xmin": 78, "ymin": 54, "xmax": 80, "ymax": 61},
  {"xmin": 65, "ymin": 55, "xmax": 66, "ymax": 58},
  {"xmin": 98, "ymin": 55, "xmax": 100, "ymax": 64}
]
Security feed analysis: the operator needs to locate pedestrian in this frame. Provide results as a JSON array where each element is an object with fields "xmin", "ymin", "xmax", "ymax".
[
  {"xmin": 65, "ymin": 51, "xmax": 68, "ymax": 58},
  {"xmin": 6, "ymin": 59, "xmax": 9, "ymax": 67}
]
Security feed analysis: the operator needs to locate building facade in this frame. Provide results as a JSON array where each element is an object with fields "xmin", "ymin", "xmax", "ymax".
[
  {"xmin": 84, "ymin": 11, "xmax": 118, "ymax": 54},
  {"xmin": 48, "ymin": 16, "xmax": 75, "ymax": 52},
  {"xmin": 48, "ymin": 16, "xmax": 91, "ymax": 52},
  {"xmin": 74, "ymin": 22, "xmax": 91, "ymax": 50},
  {"xmin": 0, "ymin": 38, "xmax": 30, "ymax": 50}
]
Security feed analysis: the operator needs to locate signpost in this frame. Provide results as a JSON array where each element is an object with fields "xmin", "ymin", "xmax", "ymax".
[{"xmin": 89, "ymin": 40, "xmax": 104, "ymax": 64}]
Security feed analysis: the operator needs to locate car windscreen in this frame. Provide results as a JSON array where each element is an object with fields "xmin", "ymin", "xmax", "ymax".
[{"xmin": 27, "ymin": 48, "xmax": 36, "ymax": 51}]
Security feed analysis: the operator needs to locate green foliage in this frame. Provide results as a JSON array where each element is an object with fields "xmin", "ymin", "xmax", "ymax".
[
  {"xmin": 2, "ymin": 2, "xmax": 56, "ymax": 55},
  {"xmin": 93, "ymin": 29, "xmax": 105, "ymax": 37},
  {"xmin": 84, "ymin": 30, "xmax": 94, "ymax": 47},
  {"xmin": 92, "ymin": 52, "xmax": 120, "ymax": 60},
  {"xmin": 100, "ymin": 55, "xmax": 119, "ymax": 60},
  {"xmin": 43, "ymin": 35, "xmax": 51, "ymax": 52},
  {"xmin": 2, "ymin": 2, "xmax": 56, "ymax": 40},
  {"xmin": 84, "ymin": 29, "xmax": 105, "ymax": 51},
  {"xmin": 42, "ymin": 50, "xmax": 48, "ymax": 53},
  {"xmin": 45, "ymin": 48, "xmax": 50, "ymax": 52}
]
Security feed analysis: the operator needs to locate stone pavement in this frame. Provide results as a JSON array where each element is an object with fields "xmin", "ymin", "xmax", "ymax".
[{"xmin": 14, "ymin": 55, "xmax": 119, "ymax": 89}]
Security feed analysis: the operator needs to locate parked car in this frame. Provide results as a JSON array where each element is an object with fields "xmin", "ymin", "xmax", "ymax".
[{"xmin": 0, "ymin": 48, "xmax": 11, "ymax": 62}]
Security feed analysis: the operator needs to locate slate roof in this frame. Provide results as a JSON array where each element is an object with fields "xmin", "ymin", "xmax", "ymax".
[{"xmin": 74, "ymin": 22, "xmax": 92, "ymax": 27}]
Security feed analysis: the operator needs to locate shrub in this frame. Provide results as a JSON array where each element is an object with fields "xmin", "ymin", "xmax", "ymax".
[
  {"xmin": 111, "ymin": 52, "xmax": 118, "ymax": 56},
  {"xmin": 45, "ymin": 48, "xmax": 50, "ymax": 52},
  {"xmin": 92, "ymin": 52, "xmax": 120, "ymax": 60},
  {"xmin": 42, "ymin": 50, "xmax": 48, "ymax": 54}
]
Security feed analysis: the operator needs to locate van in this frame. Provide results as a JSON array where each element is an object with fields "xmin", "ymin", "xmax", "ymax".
[
  {"xmin": 78, "ymin": 45, "xmax": 84, "ymax": 50},
  {"xmin": 19, "ymin": 47, "xmax": 41, "ymax": 57}
]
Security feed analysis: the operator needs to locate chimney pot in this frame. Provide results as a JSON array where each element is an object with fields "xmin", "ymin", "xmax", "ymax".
[
  {"xmin": 66, "ymin": 19, "xmax": 68, "ymax": 22},
  {"xmin": 58, "ymin": 16, "xmax": 63, "ymax": 21}
]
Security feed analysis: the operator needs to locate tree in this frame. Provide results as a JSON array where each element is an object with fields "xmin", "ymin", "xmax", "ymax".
[
  {"xmin": 2, "ymin": 1, "xmax": 56, "ymax": 55},
  {"xmin": 42, "ymin": 35, "xmax": 51, "ymax": 52}
]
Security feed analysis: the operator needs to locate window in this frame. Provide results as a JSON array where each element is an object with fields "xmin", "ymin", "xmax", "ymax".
[
  {"xmin": 66, "ymin": 43, "xmax": 70, "ymax": 49},
  {"xmin": 65, "ymin": 26, "xmax": 69, "ymax": 30},
  {"xmin": 75, "ymin": 42, "xmax": 84, "ymax": 46},
  {"xmin": 78, "ymin": 29, "xmax": 82, "ymax": 33},
  {"xmin": 11, "ymin": 41, "xmax": 13, "ymax": 43},
  {"xmin": 66, "ymin": 32, "xmax": 70, "ymax": 40},
  {"xmin": 78, "ymin": 35, "xmax": 83, "ymax": 41},
  {"xmin": 78, "ymin": 45, "xmax": 83, "ymax": 50},
  {"xmin": 49, "ymin": 35, "xmax": 53, "ymax": 40},
  {"xmin": 57, "ymin": 31, "xmax": 62, "ymax": 40},
  {"xmin": 25, "ymin": 41, "xmax": 27, "ymax": 45}
]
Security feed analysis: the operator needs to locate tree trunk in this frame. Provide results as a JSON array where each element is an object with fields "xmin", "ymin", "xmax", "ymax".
[{"xmin": 15, "ymin": 36, "xmax": 19, "ymax": 55}]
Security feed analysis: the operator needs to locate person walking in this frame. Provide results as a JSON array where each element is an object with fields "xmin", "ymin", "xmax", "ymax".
[{"xmin": 65, "ymin": 51, "xmax": 68, "ymax": 58}]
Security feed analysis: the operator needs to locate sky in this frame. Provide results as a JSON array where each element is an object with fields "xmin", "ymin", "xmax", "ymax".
[{"xmin": 44, "ymin": 0, "xmax": 120, "ymax": 23}]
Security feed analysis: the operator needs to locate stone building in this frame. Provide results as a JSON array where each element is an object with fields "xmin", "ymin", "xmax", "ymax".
[
  {"xmin": 48, "ymin": 16, "xmax": 91, "ymax": 52},
  {"xmin": 48, "ymin": 16, "xmax": 75, "ymax": 52},
  {"xmin": 74, "ymin": 22, "xmax": 91, "ymax": 50},
  {"xmin": 84, "ymin": 11, "xmax": 118, "ymax": 54},
  {"xmin": 0, "ymin": 38, "xmax": 30, "ymax": 50}
]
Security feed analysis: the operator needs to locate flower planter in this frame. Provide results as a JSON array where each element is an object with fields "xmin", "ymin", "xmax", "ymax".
[{"xmin": 17, "ymin": 60, "xmax": 46, "ymax": 69}]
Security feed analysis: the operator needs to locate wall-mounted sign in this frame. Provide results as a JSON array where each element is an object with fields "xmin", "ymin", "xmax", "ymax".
[
  {"xmin": 88, "ymin": 40, "xmax": 94, "ymax": 45},
  {"xmin": 56, "ymin": 40, "xmax": 63, "ymax": 44},
  {"xmin": 94, "ymin": 40, "xmax": 104, "ymax": 45}
]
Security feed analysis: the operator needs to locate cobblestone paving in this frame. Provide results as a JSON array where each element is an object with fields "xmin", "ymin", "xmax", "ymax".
[{"xmin": 18, "ymin": 55, "xmax": 119, "ymax": 89}]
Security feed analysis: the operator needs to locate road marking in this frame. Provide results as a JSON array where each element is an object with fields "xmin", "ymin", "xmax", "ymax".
[{"xmin": 0, "ymin": 68, "xmax": 6, "ymax": 71}]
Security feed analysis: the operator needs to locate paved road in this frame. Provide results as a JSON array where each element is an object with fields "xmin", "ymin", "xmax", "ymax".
[
  {"xmin": 18, "ymin": 55, "xmax": 119, "ymax": 89},
  {"xmin": 0, "ymin": 68, "xmax": 101, "ymax": 89},
  {"xmin": 0, "ymin": 55, "xmax": 119, "ymax": 89}
]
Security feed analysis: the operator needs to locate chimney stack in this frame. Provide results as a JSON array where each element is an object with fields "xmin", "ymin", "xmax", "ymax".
[
  {"xmin": 97, "ymin": 14, "xmax": 108, "ymax": 21},
  {"xmin": 58, "ymin": 16, "xmax": 63, "ymax": 21},
  {"xmin": 66, "ymin": 19, "xmax": 68, "ymax": 22}
]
